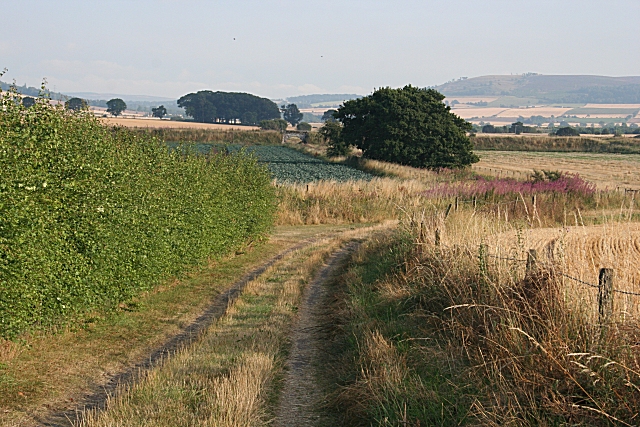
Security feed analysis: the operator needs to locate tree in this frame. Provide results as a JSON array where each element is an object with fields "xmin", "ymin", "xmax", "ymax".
[
  {"xmin": 322, "ymin": 109, "xmax": 338, "ymax": 122},
  {"xmin": 152, "ymin": 105, "xmax": 167, "ymax": 119},
  {"xmin": 177, "ymin": 91, "xmax": 280, "ymax": 124},
  {"xmin": 65, "ymin": 97, "xmax": 87, "ymax": 111},
  {"xmin": 320, "ymin": 122, "xmax": 349, "ymax": 156},
  {"xmin": 259, "ymin": 119, "xmax": 288, "ymax": 132},
  {"xmin": 509, "ymin": 121, "xmax": 524, "ymax": 134},
  {"xmin": 22, "ymin": 96, "xmax": 36, "ymax": 108},
  {"xmin": 555, "ymin": 126, "xmax": 580, "ymax": 136},
  {"xmin": 296, "ymin": 122, "xmax": 312, "ymax": 131},
  {"xmin": 282, "ymin": 103, "xmax": 303, "ymax": 126},
  {"xmin": 334, "ymin": 85, "xmax": 478, "ymax": 169},
  {"xmin": 106, "ymin": 98, "xmax": 127, "ymax": 117},
  {"xmin": 482, "ymin": 124, "xmax": 496, "ymax": 133}
]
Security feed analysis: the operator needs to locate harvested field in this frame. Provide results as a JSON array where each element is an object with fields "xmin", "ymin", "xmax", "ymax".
[
  {"xmin": 445, "ymin": 96, "xmax": 498, "ymax": 103},
  {"xmin": 474, "ymin": 151, "xmax": 640, "ymax": 190},
  {"xmin": 451, "ymin": 107, "xmax": 509, "ymax": 119},
  {"xmin": 495, "ymin": 107, "xmax": 572, "ymax": 117},
  {"xmin": 99, "ymin": 117, "xmax": 259, "ymax": 130},
  {"xmin": 484, "ymin": 223, "xmax": 640, "ymax": 320},
  {"xmin": 584, "ymin": 103, "xmax": 640, "ymax": 109}
]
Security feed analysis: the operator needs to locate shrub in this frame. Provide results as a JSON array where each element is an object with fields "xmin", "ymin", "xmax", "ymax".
[
  {"xmin": 0, "ymin": 88, "xmax": 276, "ymax": 338},
  {"xmin": 259, "ymin": 119, "xmax": 288, "ymax": 132}
]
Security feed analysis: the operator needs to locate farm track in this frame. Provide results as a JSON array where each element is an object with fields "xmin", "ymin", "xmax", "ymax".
[
  {"xmin": 274, "ymin": 240, "xmax": 361, "ymax": 427},
  {"xmin": 37, "ymin": 235, "xmax": 330, "ymax": 427}
]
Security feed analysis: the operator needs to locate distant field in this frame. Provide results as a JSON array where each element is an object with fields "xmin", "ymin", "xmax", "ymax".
[
  {"xmin": 99, "ymin": 117, "xmax": 259, "ymax": 130},
  {"xmin": 451, "ymin": 107, "xmax": 508, "ymax": 119},
  {"xmin": 495, "ymin": 107, "xmax": 572, "ymax": 117},
  {"xmin": 474, "ymin": 150, "xmax": 640, "ymax": 190},
  {"xmin": 566, "ymin": 107, "xmax": 639, "ymax": 116}
]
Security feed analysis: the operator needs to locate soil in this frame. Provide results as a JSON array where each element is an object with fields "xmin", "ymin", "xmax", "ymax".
[{"xmin": 273, "ymin": 241, "xmax": 360, "ymax": 427}]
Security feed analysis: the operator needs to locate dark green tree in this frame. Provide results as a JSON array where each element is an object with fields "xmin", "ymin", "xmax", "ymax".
[
  {"xmin": 296, "ymin": 122, "xmax": 312, "ymax": 131},
  {"xmin": 178, "ymin": 91, "xmax": 279, "ymax": 124},
  {"xmin": 482, "ymin": 124, "xmax": 496, "ymax": 133},
  {"xmin": 334, "ymin": 85, "xmax": 477, "ymax": 169},
  {"xmin": 106, "ymin": 98, "xmax": 127, "ymax": 117},
  {"xmin": 509, "ymin": 121, "xmax": 524, "ymax": 134},
  {"xmin": 322, "ymin": 109, "xmax": 338, "ymax": 122},
  {"xmin": 555, "ymin": 126, "xmax": 580, "ymax": 136},
  {"xmin": 21, "ymin": 96, "xmax": 36, "ymax": 108},
  {"xmin": 65, "ymin": 97, "xmax": 87, "ymax": 111},
  {"xmin": 282, "ymin": 103, "xmax": 303, "ymax": 126},
  {"xmin": 259, "ymin": 119, "xmax": 288, "ymax": 132},
  {"xmin": 319, "ymin": 121, "xmax": 349, "ymax": 156},
  {"xmin": 152, "ymin": 105, "xmax": 167, "ymax": 119}
]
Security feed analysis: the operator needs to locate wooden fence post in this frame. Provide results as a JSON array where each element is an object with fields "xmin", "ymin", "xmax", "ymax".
[
  {"xmin": 435, "ymin": 228, "xmax": 441, "ymax": 246},
  {"xmin": 526, "ymin": 249, "xmax": 538, "ymax": 275},
  {"xmin": 473, "ymin": 196, "xmax": 477, "ymax": 209},
  {"xmin": 598, "ymin": 268, "xmax": 614, "ymax": 323},
  {"xmin": 455, "ymin": 196, "xmax": 459, "ymax": 211},
  {"xmin": 445, "ymin": 203, "xmax": 452, "ymax": 218}
]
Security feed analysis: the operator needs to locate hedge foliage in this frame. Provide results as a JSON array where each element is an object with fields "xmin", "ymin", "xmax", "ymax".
[{"xmin": 0, "ymin": 89, "xmax": 276, "ymax": 338}]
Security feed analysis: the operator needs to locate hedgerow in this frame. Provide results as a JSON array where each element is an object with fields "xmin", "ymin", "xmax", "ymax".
[{"xmin": 0, "ymin": 88, "xmax": 276, "ymax": 338}]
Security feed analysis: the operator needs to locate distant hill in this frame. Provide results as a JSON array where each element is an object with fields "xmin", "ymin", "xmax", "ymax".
[
  {"xmin": 434, "ymin": 74, "xmax": 640, "ymax": 103},
  {"xmin": 285, "ymin": 94, "xmax": 362, "ymax": 108},
  {"xmin": 66, "ymin": 92, "xmax": 175, "ymax": 102}
]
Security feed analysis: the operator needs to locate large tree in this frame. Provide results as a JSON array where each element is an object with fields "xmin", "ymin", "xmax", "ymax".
[
  {"xmin": 177, "ymin": 91, "xmax": 280, "ymax": 125},
  {"xmin": 106, "ymin": 98, "xmax": 127, "ymax": 117},
  {"xmin": 65, "ymin": 97, "xmax": 87, "ymax": 111},
  {"xmin": 334, "ymin": 85, "xmax": 478, "ymax": 169},
  {"xmin": 282, "ymin": 103, "xmax": 303, "ymax": 126}
]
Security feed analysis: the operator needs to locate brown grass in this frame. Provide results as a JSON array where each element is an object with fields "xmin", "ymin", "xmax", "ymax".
[{"xmin": 474, "ymin": 150, "xmax": 640, "ymax": 190}]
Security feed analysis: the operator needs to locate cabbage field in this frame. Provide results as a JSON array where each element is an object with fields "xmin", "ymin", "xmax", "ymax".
[{"xmin": 228, "ymin": 145, "xmax": 374, "ymax": 183}]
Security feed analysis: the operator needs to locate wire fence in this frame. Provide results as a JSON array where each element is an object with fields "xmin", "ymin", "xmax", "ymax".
[{"xmin": 485, "ymin": 249, "xmax": 640, "ymax": 297}]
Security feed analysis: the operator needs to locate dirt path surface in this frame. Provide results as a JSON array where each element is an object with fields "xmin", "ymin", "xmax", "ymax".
[
  {"xmin": 38, "ymin": 237, "xmax": 324, "ymax": 427},
  {"xmin": 274, "ymin": 240, "xmax": 360, "ymax": 427}
]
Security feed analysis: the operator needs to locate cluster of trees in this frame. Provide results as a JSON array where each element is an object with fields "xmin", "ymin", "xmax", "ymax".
[
  {"xmin": 177, "ymin": 91, "xmax": 280, "ymax": 125},
  {"xmin": 320, "ymin": 86, "xmax": 478, "ymax": 169},
  {"xmin": 481, "ymin": 122, "xmax": 541, "ymax": 134}
]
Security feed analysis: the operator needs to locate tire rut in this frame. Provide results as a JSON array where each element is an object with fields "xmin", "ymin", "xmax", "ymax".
[{"xmin": 274, "ymin": 240, "xmax": 360, "ymax": 427}]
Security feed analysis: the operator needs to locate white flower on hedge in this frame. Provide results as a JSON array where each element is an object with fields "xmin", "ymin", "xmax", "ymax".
[
  {"xmin": 42, "ymin": 182, "xmax": 47, "ymax": 188},
  {"xmin": 97, "ymin": 206, "xmax": 105, "ymax": 213}
]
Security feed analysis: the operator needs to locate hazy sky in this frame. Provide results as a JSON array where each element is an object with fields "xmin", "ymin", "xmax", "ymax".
[{"xmin": 2, "ymin": 0, "xmax": 639, "ymax": 99}]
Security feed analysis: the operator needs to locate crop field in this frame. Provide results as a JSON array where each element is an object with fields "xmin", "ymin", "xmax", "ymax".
[
  {"xmin": 474, "ymin": 150, "xmax": 640, "ymax": 189},
  {"xmin": 100, "ymin": 117, "xmax": 259, "ymax": 130},
  {"xmin": 228, "ymin": 145, "xmax": 374, "ymax": 183},
  {"xmin": 483, "ymin": 223, "xmax": 640, "ymax": 320}
]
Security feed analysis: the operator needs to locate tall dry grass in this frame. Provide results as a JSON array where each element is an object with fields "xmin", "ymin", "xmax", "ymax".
[{"xmin": 333, "ymin": 203, "xmax": 640, "ymax": 425}]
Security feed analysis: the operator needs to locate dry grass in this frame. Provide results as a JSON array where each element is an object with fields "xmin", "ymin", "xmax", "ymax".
[
  {"xmin": 474, "ymin": 151, "xmax": 640, "ymax": 190},
  {"xmin": 99, "ymin": 117, "xmax": 259, "ymax": 130},
  {"xmin": 275, "ymin": 178, "xmax": 429, "ymax": 225}
]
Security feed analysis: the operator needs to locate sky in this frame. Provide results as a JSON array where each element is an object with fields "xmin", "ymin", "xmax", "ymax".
[{"xmin": 2, "ymin": 0, "xmax": 639, "ymax": 100}]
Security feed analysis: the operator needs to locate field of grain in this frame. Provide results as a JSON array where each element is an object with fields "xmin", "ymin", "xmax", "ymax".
[
  {"xmin": 495, "ymin": 107, "xmax": 572, "ymax": 117},
  {"xmin": 483, "ymin": 223, "xmax": 640, "ymax": 320},
  {"xmin": 451, "ymin": 107, "xmax": 508, "ymax": 119},
  {"xmin": 474, "ymin": 150, "xmax": 640, "ymax": 189},
  {"xmin": 99, "ymin": 117, "xmax": 259, "ymax": 130}
]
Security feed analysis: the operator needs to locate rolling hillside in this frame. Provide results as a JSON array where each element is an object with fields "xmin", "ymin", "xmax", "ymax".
[{"xmin": 435, "ymin": 74, "xmax": 640, "ymax": 103}]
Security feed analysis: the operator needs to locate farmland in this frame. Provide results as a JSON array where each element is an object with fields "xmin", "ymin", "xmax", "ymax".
[{"xmin": 227, "ymin": 145, "xmax": 375, "ymax": 182}]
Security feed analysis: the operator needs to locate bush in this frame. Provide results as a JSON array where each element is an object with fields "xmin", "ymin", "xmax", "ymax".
[
  {"xmin": 296, "ymin": 122, "xmax": 312, "ymax": 131},
  {"xmin": 555, "ymin": 126, "xmax": 580, "ymax": 136},
  {"xmin": 259, "ymin": 119, "xmax": 288, "ymax": 132},
  {"xmin": 0, "ymin": 89, "xmax": 276, "ymax": 338}
]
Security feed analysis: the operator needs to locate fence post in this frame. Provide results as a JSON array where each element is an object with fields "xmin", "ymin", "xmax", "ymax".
[
  {"xmin": 473, "ymin": 196, "xmax": 477, "ymax": 209},
  {"xmin": 445, "ymin": 203, "xmax": 452, "ymax": 218},
  {"xmin": 598, "ymin": 268, "xmax": 614, "ymax": 323},
  {"xmin": 435, "ymin": 228, "xmax": 441, "ymax": 246},
  {"xmin": 526, "ymin": 249, "xmax": 538, "ymax": 275},
  {"xmin": 455, "ymin": 196, "xmax": 459, "ymax": 211}
]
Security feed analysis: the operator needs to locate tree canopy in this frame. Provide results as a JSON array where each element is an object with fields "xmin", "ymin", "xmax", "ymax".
[
  {"xmin": 106, "ymin": 98, "xmax": 127, "ymax": 116},
  {"xmin": 65, "ymin": 97, "xmax": 87, "ymax": 111},
  {"xmin": 282, "ymin": 103, "xmax": 303, "ymax": 126},
  {"xmin": 177, "ymin": 91, "xmax": 280, "ymax": 125},
  {"xmin": 322, "ymin": 109, "xmax": 338, "ymax": 122},
  {"xmin": 334, "ymin": 85, "xmax": 478, "ymax": 169},
  {"xmin": 152, "ymin": 105, "xmax": 167, "ymax": 119},
  {"xmin": 555, "ymin": 126, "xmax": 580, "ymax": 136},
  {"xmin": 21, "ymin": 96, "xmax": 36, "ymax": 108}
]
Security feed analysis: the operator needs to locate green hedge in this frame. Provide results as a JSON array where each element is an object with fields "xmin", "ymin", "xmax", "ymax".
[{"xmin": 0, "ymin": 91, "xmax": 276, "ymax": 338}]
